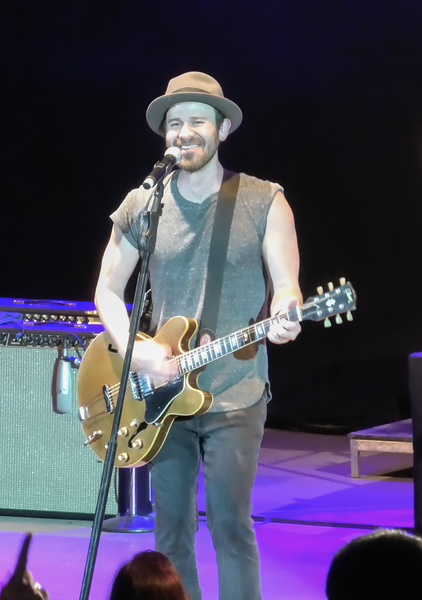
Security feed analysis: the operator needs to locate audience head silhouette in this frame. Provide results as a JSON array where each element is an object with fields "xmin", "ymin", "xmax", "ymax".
[
  {"xmin": 108, "ymin": 550, "xmax": 189, "ymax": 600},
  {"xmin": 326, "ymin": 528, "xmax": 422, "ymax": 600}
]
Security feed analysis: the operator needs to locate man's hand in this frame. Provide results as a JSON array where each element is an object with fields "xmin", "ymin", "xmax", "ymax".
[
  {"xmin": 267, "ymin": 297, "xmax": 301, "ymax": 345},
  {"xmin": 131, "ymin": 339, "xmax": 179, "ymax": 387},
  {"xmin": 0, "ymin": 534, "xmax": 48, "ymax": 600}
]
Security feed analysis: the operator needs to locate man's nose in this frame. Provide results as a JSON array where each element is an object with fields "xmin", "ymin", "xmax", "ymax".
[{"xmin": 178, "ymin": 122, "xmax": 194, "ymax": 138}]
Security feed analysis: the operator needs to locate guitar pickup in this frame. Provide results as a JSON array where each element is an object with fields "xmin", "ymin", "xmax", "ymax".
[{"xmin": 129, "ymin": 372, "xmax": 154, "ymax": 400}]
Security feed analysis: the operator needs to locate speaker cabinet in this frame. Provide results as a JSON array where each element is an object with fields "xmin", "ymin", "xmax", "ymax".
[{"xmin": 0, "ymin": 344, "xmax": 117, "ymax": 517}]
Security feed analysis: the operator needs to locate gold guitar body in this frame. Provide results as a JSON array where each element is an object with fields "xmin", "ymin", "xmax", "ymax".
[{"xmin": 77, "ymin": 316, "xmax": 213, "ymax": 468}]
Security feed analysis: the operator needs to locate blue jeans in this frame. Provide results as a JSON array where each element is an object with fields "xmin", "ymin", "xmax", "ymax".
[{"xmin": 150, "ymin": 395, "xmax": 267, "ymax": 600}]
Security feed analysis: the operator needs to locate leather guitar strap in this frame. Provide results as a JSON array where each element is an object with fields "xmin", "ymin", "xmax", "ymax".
[{"xmin": 197, "ymin": 170, "xmax": 240, "ymax": 346}]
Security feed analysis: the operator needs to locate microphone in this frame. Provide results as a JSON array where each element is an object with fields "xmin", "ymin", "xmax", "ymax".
[
  {"xmin": 142, "ymin": 147, "xmax": 182, "ymax": 190},
  {"xmin": 54, "ymin": 339, "xmax": 72, "ymax": 414}
]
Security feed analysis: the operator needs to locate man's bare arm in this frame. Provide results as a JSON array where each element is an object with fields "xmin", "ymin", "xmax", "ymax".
[
  {"xmin": 95, "ymin": 225, "xmax": 140, "ymax": 355},
  {"xmin": 262, "ymin": 191, "xmax": 302, "ymax": 344},
  {"xmin": 95, "ymin": 225, "xmax": 177, "ymax": 382}
]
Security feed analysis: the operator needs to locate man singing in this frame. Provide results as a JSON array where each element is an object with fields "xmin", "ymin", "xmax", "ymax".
[{"xmin": 95, "ymin": 71, "xmax": 302, "ymax": 600}]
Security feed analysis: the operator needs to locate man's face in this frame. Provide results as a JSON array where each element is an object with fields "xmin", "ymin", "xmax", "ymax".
[{"xmin": 165, "ymin": 102, "xmax": 222, "ymax": 173}]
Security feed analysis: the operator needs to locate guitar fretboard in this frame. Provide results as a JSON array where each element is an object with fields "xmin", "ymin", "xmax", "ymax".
[
  {"xmin": 176, "ymin": 308, "xmax": 299, "ymax": 375},
  {"xmin": 172, "ymin": 282, "xmax": 355, "ymax": 376}
]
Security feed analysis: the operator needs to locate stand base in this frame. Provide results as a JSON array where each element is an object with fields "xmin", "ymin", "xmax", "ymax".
[{"xmin": 101, "ymin": 514, "xmax": 155, "ymax": 533}]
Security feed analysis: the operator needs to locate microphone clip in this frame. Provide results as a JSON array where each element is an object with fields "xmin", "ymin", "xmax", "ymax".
[{"xmin": 142, "ymin": 147, "xmax": 182, "ymax": 190}]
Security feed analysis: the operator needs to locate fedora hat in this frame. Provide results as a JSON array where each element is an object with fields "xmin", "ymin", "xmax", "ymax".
[{"xmin": 146, "ymin": 71, "xmax": 243, "ymax": 136}]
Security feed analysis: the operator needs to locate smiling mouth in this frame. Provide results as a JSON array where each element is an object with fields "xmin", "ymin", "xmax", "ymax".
[{"xmin": 180, "ymin": 144, "xmax": 200, "ymax": 151}]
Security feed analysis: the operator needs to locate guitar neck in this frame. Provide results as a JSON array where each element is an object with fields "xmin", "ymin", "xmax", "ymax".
[
  {"xmin": 175, "ymin": 281, "xmax": 356, "ymax": 376},
  {"xmin": 176, "ymin": 307, "xmax": 301, "ymax": 376}
]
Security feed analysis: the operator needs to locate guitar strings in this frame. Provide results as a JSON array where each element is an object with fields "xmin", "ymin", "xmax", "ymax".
[
  {"xmin": 82, "ymin": 311, "xmax": 294, "ymax": 408},
  {"xmin": 82, "ymin": 295, "xmax": 349, "ymax": 411},
  {"xmin": 171, "ymin": 312, "xmax": 287, "ymax": 372}
]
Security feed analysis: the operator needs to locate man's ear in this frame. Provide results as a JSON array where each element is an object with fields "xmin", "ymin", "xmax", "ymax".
[{"xmin": 219, "ymin": 118, "xmax": 232, "ymax": 141}]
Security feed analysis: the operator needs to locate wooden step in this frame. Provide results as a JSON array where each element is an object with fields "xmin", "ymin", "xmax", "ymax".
[{"xmin": 348, "ymin": 419, "xmax": 413, "ymax": 478}]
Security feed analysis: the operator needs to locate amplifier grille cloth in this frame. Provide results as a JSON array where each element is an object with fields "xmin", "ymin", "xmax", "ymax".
[{"xmin": 0, "ymin": 346, "xmax": 117, "ymax": 515}]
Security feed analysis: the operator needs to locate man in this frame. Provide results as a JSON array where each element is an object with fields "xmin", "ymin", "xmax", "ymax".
[{"xmin": 95, "ymin": 71, "xmax": 302, "ymax": 600}]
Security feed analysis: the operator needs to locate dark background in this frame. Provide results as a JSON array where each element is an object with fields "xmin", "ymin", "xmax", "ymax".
[{"xmin": 3, "ymin": 0, "xmax": 422, "ymax": 432}]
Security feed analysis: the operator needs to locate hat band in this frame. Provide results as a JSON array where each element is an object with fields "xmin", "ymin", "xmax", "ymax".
[{"xmin": 170, "ymin": 87, "xmax": 214, "ymax": 95}]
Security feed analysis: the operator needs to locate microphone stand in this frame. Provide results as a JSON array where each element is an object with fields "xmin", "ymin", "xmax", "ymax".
[{"xmin": 79, "ymin": 173, "xmax": 170, "ymax": 600}]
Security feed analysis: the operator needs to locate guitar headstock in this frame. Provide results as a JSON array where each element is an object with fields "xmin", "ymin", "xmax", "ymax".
[{"xmin": 301, "ymin": 278, "xmax": 356, "ymax": 326}]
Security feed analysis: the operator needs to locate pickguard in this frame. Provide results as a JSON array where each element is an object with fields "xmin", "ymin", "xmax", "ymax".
[{"xmin": 144, "ymin": 377, "xmax": 185, "ymax": 425}]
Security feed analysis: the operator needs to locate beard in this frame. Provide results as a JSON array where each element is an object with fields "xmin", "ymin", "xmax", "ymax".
[{"xmin": 169, "ymin": 132, "xmax": 220, "ymax": 173}]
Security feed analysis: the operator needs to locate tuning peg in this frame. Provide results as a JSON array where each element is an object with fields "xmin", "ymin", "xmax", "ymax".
[
  {"xmin": 324, "ymin": 317, "xmax": 332, "ymax": 328},
  {"xmin": 317, "ymin": 286, "xmax": 323, "ymax": 295},
  {"xmin": 335, "ymin": 314, "xmax": 343, "ymax": 325},
  {"xmin": 328, "ymin": 282, "xmax": 334, "ymax": 291},
  {"xmin": 346, "ymin": 311, "xmax": 353, "ymax": 321},
  {"xmin": 339, "ymin": 277, "xmax": 346, "ymax": 285}
]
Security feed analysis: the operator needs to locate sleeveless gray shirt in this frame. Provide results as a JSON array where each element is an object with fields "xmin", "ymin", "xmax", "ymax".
[{"xmin": 111, "ymin": 171, "xmax": 282, "ymax": 412}]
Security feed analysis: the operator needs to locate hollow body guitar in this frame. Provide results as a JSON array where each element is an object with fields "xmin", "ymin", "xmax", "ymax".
[{"xmin": 77, "ymin": 280, "xmax": 356, "ymax": 468}]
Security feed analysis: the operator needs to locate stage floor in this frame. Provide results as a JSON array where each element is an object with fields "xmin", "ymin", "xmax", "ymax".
[{"xmin": 0, "ymin": 428, "xmax": 414, "ymax": 600}]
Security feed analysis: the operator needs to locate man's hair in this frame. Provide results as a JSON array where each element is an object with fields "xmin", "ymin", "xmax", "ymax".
[
  {"xmin": 214, "ymin": 107, "xmax": 225, "ymax": 130},
  {"xmin": 325, "ymin": 529, "xmax": 422, "ymax": 600},
  {"xmin": 108, "ymin": 550, "xmax": 188, "ymax": 600},
  {"xmin": 159, "ymin": 107, "xmax": 226, "ymax": 135}
]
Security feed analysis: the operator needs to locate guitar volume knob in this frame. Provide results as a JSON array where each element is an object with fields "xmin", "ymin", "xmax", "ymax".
[
  {"xmin": 118, "ymin": 453, "xmax": 129, "ymax": 463},
  {"xmin": 118, "ymin": 427, "xmax": 129, "ymax": 437},
  {"xmin": 131, "ymin": 438, "xmax": 143, "ymax": 450}
]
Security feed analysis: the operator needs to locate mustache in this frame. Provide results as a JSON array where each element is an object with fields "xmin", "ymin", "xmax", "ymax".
[{"xmin": 171, "ymin": 137, "xmax": 203, "ymax": 148}]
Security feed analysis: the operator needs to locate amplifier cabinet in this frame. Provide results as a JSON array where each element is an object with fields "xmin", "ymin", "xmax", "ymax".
[{"xmin": 0, "ymin": 344, "xmax": 117, "ymax": 517}]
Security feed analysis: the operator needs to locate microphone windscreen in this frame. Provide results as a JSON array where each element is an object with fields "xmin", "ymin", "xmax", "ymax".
[{"xmin": 165, "ymin": 146, "xmax": 182, "ymax": 164}]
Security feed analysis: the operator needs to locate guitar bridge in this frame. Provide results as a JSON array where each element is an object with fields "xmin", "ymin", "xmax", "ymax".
[
  {"xmin": 129, "ymin": 372, "xmax": 154, "ymax": 400},
  {"xmin": 102, "ymin": 385, "xmax": 114, "ymax": 413}
]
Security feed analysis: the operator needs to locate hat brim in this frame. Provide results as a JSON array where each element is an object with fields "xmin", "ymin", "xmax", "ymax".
[{"xmin": 146, "ymin": 92, "xmax": 243, "ymax": 136}]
